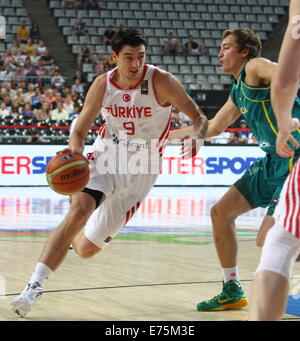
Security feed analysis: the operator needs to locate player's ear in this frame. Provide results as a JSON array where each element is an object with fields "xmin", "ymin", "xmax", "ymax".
[
  {"xmin": 111, "ymin": 51, "xmax": 117, "ymax": 63},
  {"xmin": 241, "ymin": 48, "xmax": 250, "ymax": 59}
]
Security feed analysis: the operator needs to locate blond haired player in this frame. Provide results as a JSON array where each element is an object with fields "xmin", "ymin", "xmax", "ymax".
[
  {"xmin": 249, "ymin": 0, "xmax": 300, "ymax": 321},
  {"xmin": 11, "ymin": 28, "xmax": 208, "ymax": 318}
]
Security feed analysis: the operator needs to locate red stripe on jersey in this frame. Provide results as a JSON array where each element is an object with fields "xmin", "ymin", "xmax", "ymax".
[
  {"xmin": 125, "ymin": 210, "xmax": 131, "ymax": 225},
  {"xmin": 283, "ymin": 169, "xmax": 293, "ymax": 231},
  {"xmin": 136, "ymin": 201, "xmax": 141, "ymax": 210},
  {"xmin": 98, "ymin": 123, "xmax": 107, "ymax": 138},
  {"xmin": 294, "ymin": 161, "xmax": 300, "ymax": 238},
  {"xmin": 285, "ymin": 161, "xmax": 298, "ymax": 234},
  {"xmin": 158, "ymin": 111, "xmax": 172, "ymax": 145}
]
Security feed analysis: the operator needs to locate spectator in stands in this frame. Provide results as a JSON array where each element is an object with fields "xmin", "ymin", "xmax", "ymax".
[
  {"xmin": 0, "ymin": 66, "xmax": 15, "ymax": 82},
  {"xmin": 83, "ymin": 0, "xmax": 100, "ymax": 9},
  {"xmin": 102, "ymin": 26, "xmax": 116, "ymax": 46},
  {"xmin": 248, "ymin": 133, "xmax": 258, "ymax": 145},
  {"xmin": 26, "ymin": 66, "xmax": 39, "ymax": 84},
  {"xmin": 45, "ymin": 88, "xmax": 57, "ymax": 108},
  {"xmin": 13, "ymin": 66, "xmax": 26, "ymax": 87},
  {"xmin": 77, "ymin": 45, "xmax": 94, "ymax": 69},
  {"xmin": 73, "ymin": 69, "xmax": 87, "ymax": 86},
  {"xmin": 31, "ymin": 87, "xmax": 42, "ymax": 109},
  {"xmin": 29, "ymin": 21, "xmax": 41, "ymax": 43},
  {"xmin": 27, "ymin": 129, "xmax": 45, "ymax": 143},
  {"xmin": 10, "ymin": 99, "xmax": 21, "ymax": 119},
  {"xmin": 163, "ymin": 32, "xmax": 181, "ymax": 56},
  {"xmin": 24, "ymin": 83, "xmax": 36, "ymax": 103},
  {"xmin": 0, "ymin": 102, "xmax": 11, "ymax": 118},
  {"xmin": 21, "ymin": 103, "xmax": 35, "ymax": 119},
  {"xmin": 105, "ymin": 54, "xmax": 116, "ymax": 70},
  {"xmin": 73, "ymin": 17, "xmax": 88, "ymax": 36},
  {"xmin": 184, "ymin": 35, "xmax": 206, "ymax": 56},
  {"xmin": 16, "ymin": 20, "xmax": 30, "ymax": 44},
  {"xmin": 69, "ymin": 104, "xmax": 80, "ymax": 119},
  {"xmin": 1, "ymin": 95, "xmax": 12, "ymax": 111},
  {"xmin": 239, "ymin": 119, "xmax": 249, "ymax": 142},
  {"xmin": 94, "ymin": 51, "xmax": 107, "ymax": 74},
  {"xmin": 34, "ymin": 101, "xmax": 50, "ymax": 121},
  {"xmin": 30, "ymin": 49, "xmax": 40, "ymax": 65},
  {"xmin": 63, "ymin": 95, "xmax": 74, "ymax": 115},
  {"xmin": 62, "ymin": 0, "xmax": 78, "ymax": 9},
  {"xmin": 171, "ymin": 107, "xmax": 183, "ymax": 128},
  {"xmin": 4, "ymin": 82, "xmax": 16, "ymax": 99},
  {"xmin": 40, "ymin": 50, "xmax": 54, "ymax": 69},
  {"xmin": 36, "ymin": 40, "xmax": 47, "ymax": 55},
  {"xmin": 9, "ymin": 40, "xmax": 22, "ymax": 55},
  {"xmin": 228, "ymin": 131, "xmax": 244, "ymax": 144},
  {"xmin": 23, "ymin": 38, "xmax": 37, "ymax": 56},
  {"xmin": 50, "ymin": 101, "xmax": 69, "ymax": 121},
  {"xmin": 51, "ymin": 70, "xmax": 65, "ymax": 89},
  {"xmin": 39, "ymin": 69, "xmax": 51, "ymax": 87},
  {"xmin": 2, "ymin": 50, "xmax": 15, "ymax": 67},
  {"xmin": 72, "ymin": 77, "xmax": 85, "ymax": 94}
]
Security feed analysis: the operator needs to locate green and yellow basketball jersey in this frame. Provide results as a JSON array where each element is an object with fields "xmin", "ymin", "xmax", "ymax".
[{"xmin": 230, "ymin": 67, "xmax": 300, "ymax": 154}]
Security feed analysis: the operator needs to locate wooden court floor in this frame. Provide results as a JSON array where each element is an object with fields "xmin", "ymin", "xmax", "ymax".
[{"xmin": 1, "ymin": 231, "xmax": 300, "ymax": 321}]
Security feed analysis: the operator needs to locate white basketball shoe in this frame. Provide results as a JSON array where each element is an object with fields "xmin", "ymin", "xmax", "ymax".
[{"xmin": 11, "ymin": 282, "xmax": 43, "ymax": 318}]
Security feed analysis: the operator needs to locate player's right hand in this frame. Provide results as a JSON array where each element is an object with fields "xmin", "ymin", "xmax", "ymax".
[{"xmin": 276, "ymin": 118, "xmax": 300, "ymax": 158}]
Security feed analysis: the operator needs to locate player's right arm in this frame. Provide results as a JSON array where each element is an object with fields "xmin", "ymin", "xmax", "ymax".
[
  {"xmin": 272, "ymin": 0, "xmax": 300, "ymax": 157},
  {"xmin": 68, "ymin": 74, "xmax": 106, "ymax": 154},
  {"xmin": 205, "ymin": 96, "xmax": 241, "ymax": 138},
  {"xmin": 169, "ymin": 96, "xmax": 240, "ymax": 141}
]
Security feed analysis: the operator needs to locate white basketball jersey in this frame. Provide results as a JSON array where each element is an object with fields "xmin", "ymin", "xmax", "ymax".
[{"xmin": 98, "ymin": 64, "xmax": 172, "ymax": 156}]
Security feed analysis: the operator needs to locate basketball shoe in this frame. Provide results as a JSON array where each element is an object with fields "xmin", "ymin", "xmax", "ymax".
[
  {"xmin": 11, "ymin": 282, "xmax": 43, "ymax": 318},
  {"xmin": 196, "ymin": 280, "xmax": 249, "ymax": 311}
]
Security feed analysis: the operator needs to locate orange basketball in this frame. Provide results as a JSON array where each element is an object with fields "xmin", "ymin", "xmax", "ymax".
[{"xmin": 46, "ymin": 150, "xmax": 90, "ymax": 195}]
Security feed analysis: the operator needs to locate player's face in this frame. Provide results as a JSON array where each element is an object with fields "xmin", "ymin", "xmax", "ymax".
[
  {"xmin": 113, "ymin": 45, "xmax": 146, "ymax": 81},
  {"xmin": 218, "ymin": 34, "xmax": 248, "ymax": 74}
]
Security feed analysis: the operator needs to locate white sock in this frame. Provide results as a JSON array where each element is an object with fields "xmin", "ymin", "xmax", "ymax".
[
  {"xmin": 222, "ymin": 266, "xmax": 239, "ymax": 283},
  {"xmin": 29, "ymin": 262, "xmax": 52, "ymax": 286}
]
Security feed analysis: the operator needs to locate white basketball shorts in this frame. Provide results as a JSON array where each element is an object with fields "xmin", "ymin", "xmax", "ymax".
[{"xmin": 82, "ymin": 138, "xmax": 159, "ymax": 249}]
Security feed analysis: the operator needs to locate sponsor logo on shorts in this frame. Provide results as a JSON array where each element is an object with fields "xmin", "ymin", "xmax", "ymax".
[{"xmin": 105, "ymin": 237, "xmax": 112, "ymax": 243}]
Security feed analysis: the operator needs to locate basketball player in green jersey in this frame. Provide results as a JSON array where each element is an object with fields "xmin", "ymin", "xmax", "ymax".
[{"xmin": 170, "ymin": 27, "xmax": 300, "ymax": 311}]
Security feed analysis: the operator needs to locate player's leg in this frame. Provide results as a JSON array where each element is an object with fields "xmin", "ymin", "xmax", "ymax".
[
  {"xmin": 248, "ymin": 224, "xmax": 300, "ymax": 320},
  {"xmin": 249, "ymin": 270, "xmax": 288, "ymax": 321},
  {"xmin": 256, "ymin": 215, "xmax": 275, "ymax": 247},
  {"xmin": 210, "ymin": 186, "xmax": 252, "ymax": 268},
  {"xmin": 11, "ymin": 191, "xmax": 97, "ymax": 317},
  {"xmin": 197, "ymin": 185, "xmax": 251, "ymax": 311},
  {"xmin": 39, "ymin": 191, "xmax": 97, "ymax": 270},
  {"xmin": 71, "ymin": 229, "xmax": 101, "ymax": 258}
]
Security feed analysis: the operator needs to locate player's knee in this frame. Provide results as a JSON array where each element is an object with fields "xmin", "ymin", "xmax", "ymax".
[
  {"xmin": 211, "ymin": 202, "xmax": 236, "ymax": 223},
  {"xmin": 68, "ymin": 206, "xmax": 91, "ymax": 227},
  {"xmin": 76, "ymin": 246, "xmax": 101, "ymax": 259}
]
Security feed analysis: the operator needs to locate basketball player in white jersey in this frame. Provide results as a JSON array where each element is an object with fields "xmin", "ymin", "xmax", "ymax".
[
  {"xmin": 11, "ymin": 28, "xmax": 208, "ymax": 318},
  {"xmin": 248, "ymin": 0, "xmax": 300, "ymax": 320}
]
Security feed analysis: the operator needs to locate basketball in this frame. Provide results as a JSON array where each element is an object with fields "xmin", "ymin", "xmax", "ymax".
[{"xmin": 46, "ymin": 150, "xmax": 90, "ymax": 195}]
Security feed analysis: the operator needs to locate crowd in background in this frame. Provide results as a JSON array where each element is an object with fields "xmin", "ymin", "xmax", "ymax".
[{"xmin": 0, "ymin": 18, "xmax": 254, "ymax": 145}]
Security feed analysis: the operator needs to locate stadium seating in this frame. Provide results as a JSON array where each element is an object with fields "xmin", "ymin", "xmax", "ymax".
[{"xmin": 49, "ymin": 0, "xmax": 289, "ymax": 90}]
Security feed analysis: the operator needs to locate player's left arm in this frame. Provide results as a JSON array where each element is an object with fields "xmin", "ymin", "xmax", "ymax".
[{"xmin": 155, "ymin": 71, "xmax": 208, "ymax": 141}]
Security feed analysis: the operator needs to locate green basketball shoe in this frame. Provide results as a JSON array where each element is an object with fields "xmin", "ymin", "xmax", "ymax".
[{"xmin": 197, "ymin": 280, "xmax": 249, "ymax": 311}]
